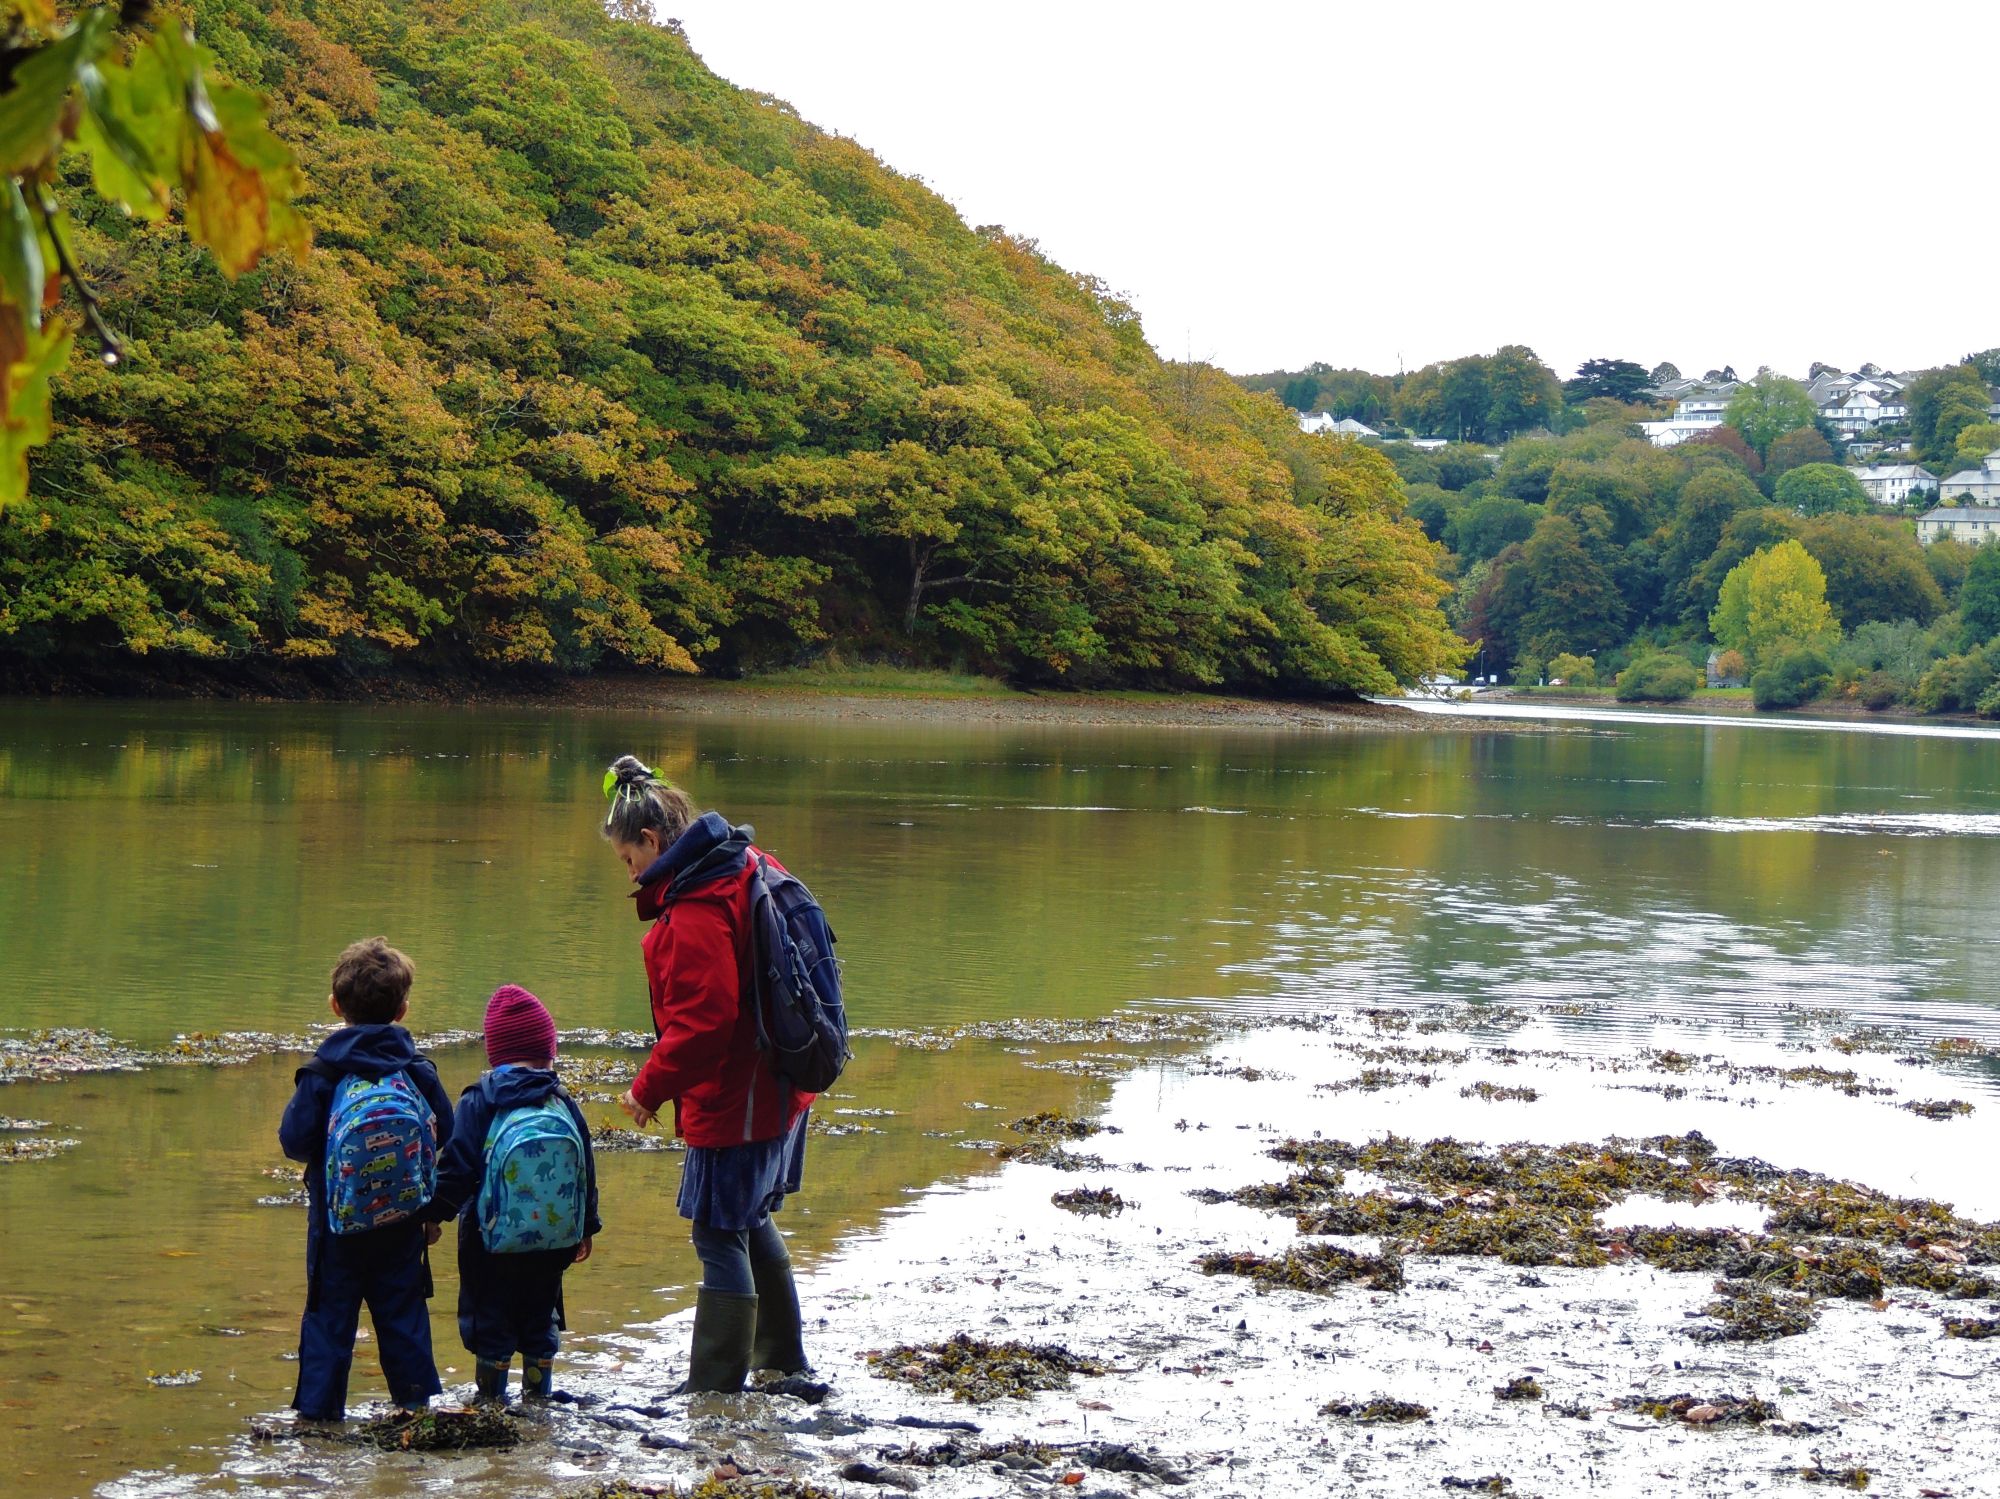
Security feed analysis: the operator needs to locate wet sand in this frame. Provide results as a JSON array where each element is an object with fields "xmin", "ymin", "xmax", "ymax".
[{"xmin": 75, "ymin": 1000, "xmax": 2000, "ymax": 1499}]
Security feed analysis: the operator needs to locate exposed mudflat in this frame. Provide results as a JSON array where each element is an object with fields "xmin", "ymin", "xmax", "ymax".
[{"xmin": 84, "ymin": 1000, "xmax": 2000, "ymax": 1499}]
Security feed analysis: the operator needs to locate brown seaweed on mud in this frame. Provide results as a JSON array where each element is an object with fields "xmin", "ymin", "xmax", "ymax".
[
  {"xmin": 1610, "ymin": 1392, "xmax": 1781, "ymax": 1426},
  {"xmin": 1318, "ymin": 1396, "xmax": 1431, "ymax": 1423},
  {"xmin": 262, "ymin": 1407, "xmax": 523, "ymax": 1452},
  {"xmin": 1199, "ymin": 1242, "xmax": 1405, "ymax": 1292},
  {"xmin": 1209, "ymin": 1132, "xmax": 2000, "ymax": 1338},
  {"xmin": 879, "ymin": 1436, "xmax": 1186, "ymax": 1483},
  {"xmin": 864, "ymin": 1332, "xmax": 1109, "ymax": 1403},
  {"xmin": 0, "ymin": 1134, "xmax": 78, "ymax": 1162},
  {"xmin": 573, "ymin": 1479, "xmax": 838, "ymax": 1499},
  {"xmin": 1051, "ymin": 1186, "xmax": 1128, "ymax": 1216}
]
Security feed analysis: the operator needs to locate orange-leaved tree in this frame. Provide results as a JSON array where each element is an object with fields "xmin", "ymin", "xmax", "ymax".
[{"xmin": 0, "ymin": 0, "xmax": 304, "ymax": 508}]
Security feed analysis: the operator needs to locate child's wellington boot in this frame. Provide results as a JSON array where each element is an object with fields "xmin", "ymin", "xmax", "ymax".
[
  {"xmin": 474, "ymin": 1358, "xmax": 509, "ymax": 1403},
  {"xmin": 521, "ymin": 1358, "xmax": 555, "ymax": 1400}
]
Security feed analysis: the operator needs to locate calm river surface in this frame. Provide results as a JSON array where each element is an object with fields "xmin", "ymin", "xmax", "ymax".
[{"xmin": 3, "ymin": 697, "xmax": 2000, "ymax": 1495}]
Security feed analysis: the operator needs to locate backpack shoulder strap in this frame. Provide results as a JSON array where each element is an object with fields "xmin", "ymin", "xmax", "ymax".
[{"xmin": 297, "ymin": 1057, "xmax": 341, "ymax": 1086}]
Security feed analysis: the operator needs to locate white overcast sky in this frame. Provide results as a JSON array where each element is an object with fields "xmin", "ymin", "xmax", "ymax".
[{"xmin": 651, "ymin": 1, "xmax": 1997, "ymax": 382}]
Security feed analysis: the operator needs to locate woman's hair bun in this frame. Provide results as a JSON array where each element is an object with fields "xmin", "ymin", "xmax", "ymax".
[{"xmin": 608, "ymin": 754, "xmax": 653, "ymax": 786}]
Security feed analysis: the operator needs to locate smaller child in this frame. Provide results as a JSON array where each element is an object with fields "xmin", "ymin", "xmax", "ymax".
[
  {"xmin": 426, "ymin": 984, "xmax": 600, "ymax": 1402},
  {"xmin": 279, "ymin": 937, "xmax": 454, "ymax": 1421}
]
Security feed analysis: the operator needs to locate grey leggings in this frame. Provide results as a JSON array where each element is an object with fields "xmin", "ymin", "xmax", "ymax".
[{"xmin": 689, "ymin": 1214, "xmax": 788, "ymax": 1295}]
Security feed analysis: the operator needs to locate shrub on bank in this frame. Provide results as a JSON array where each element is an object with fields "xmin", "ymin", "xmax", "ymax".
[
  {"xmin": 1751, "ymin": 646, "xmax": 1833, "ymax": 710},
  {"xmin": 1615, "ymin": 653, "xmax": 1700, "ymax": 702}
]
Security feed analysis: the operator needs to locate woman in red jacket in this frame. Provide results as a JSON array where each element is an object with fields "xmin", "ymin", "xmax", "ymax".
[{"xmin": 604, "ymin": 755, "xmax": 814, "ymax": 1393}]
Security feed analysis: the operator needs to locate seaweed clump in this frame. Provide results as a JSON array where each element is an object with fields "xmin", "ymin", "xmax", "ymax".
[
  {"xmin": 1320, "ymin": 1396, "xmax": 1430, "ymax": 1423},
  {"xmin": 0, "ymin": 1135, "xmax": 79, "ymax": 1162},
  {"xmin": 1006, "ymin": 1110, "xmax": 1107, "ymax": 1140},
  {"xmin": 1440, "ymin": 1479, "xmax": 1512, "ymax": 1494},
  {"xmin": 1052, "ymin": 1186, "xmax": 1128, "ymax": 1216},
  {"xmin": 1780, "ymin": 1461, "xmax": 1869, "ymax": 1489},
  {"xmin": 1690, "ymin": 1283, "xmax": 1817, "ymax": 1343},
  {"xmin": 1200, "ymin": 1242, "xmax": 1404, "ymax": 1293},
  {"xmin": 1900, "ymin": 1099, "xmax": 1974, "ymax": 1120},
  {"xmin": 576, "ymin": 1480, "xmax": 837, "ymax": 1499},
  {"xmin": 1461, "ymin": 1082, "xmax": 1539, "ymax": 1103},
  {"xmin": 1493, "ymin": 1375, "xmax": 1542, "ymax": 1401},
  {"xmin": 1611, "ymin": 1392, "xmax": 1779, "ymax": 1426},
  {"xmin": 865, "ymin": 1332, "xmax": 1108, "ymax": 1403},
  {"xmin": 352, "ymin": 1407, "xmax": 520, "ymax": 1451},
  {"xmin": 1942, "ymin": 1316, "xmax": 2000, "ymax": 1338}
]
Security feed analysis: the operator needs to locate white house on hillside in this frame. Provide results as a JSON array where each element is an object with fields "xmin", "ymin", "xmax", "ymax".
[
  {"xmin": 1939, "ymin": 450, "xmax": 2000, "ymax": 504},
  {"xmin": 1640, "ymin": 386, "xmax": 1738, "ymax": 447},
  {"xmin": 1823, "ymin": 387, "xmax": 1908, "ymax": 436},
  {"xmin": 1297, "ymin": 411, "xmax": 1379, "ymax": 438},
  {"xmin": 1853, "ymin": 464, "xmax": 1936, "ymax": 506},
  {"xmin": 1919, "ymin": 507, "xmax": 2000, "ymax": 545}
]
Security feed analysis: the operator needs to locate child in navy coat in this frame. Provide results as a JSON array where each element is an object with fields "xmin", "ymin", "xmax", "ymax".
[
  {"xmin": 425, "ymin": 985, "xmax": 600, "ymax": 1401},
  {"xmin": 279, "ymin": 938, "xmax": 454, "ymax": 1421}
]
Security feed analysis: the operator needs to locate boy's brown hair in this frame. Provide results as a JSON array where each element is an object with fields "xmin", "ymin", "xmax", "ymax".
[{"xmin": 330, "ymin": 937, "xmax": 414, "ymax": 1025}]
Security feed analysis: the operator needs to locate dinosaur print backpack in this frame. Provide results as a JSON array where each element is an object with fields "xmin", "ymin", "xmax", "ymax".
[{"xmin": 477, "ymin": 1095, "xmax": 587, "ymax": 1254}]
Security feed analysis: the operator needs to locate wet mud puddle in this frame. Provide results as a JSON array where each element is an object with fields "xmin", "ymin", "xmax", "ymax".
[{"xmin": 70, "ymin": 999, "xmax": 2000, "ymax": 1499}]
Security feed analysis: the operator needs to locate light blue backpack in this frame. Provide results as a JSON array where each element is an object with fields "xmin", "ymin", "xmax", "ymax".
[{"xmin": 477, "ymin": 1094, "xmax": 587, "ymax": 1254}]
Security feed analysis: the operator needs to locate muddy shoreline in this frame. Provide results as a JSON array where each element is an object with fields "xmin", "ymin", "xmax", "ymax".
[
  {"xmin": 2, "ymin": 662, "xmax": 1532, "ymax": 732},
  {"xmin": 21, "ymin": 1001, "xmax": 1998, "ymax": 1499}
]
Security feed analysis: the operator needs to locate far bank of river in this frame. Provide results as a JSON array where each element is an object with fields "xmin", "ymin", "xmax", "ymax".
[{"xmin": 1394, "ymin": 692, "xmax": 2000, "ymax": 741}]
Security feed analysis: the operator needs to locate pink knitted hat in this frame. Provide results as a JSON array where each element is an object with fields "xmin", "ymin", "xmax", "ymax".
[{"xmin": 485, "ymin": 984, "xmax": 557, "ymax": 1067}]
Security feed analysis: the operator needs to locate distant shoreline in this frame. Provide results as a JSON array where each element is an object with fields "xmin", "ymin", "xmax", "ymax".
[{"xmin": 1, "ymin": 659, "xmax": 1544, "ymax": 731}]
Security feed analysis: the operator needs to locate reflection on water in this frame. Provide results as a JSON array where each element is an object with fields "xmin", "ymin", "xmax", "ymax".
[{"xmin": 5, "ymin": 698, "xmax": 2000, "ymax": 1495}]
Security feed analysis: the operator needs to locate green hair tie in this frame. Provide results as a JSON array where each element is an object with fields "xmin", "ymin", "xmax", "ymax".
[{"xmin": 602, "ymin": 766, "xmax": 673, "ymax": 799}]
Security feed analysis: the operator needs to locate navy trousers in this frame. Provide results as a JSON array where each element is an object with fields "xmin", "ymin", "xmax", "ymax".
[
  {"xmin": 690, "ymin": 1213, "xmax": 789, "ymax": 1296},
  {"xmin": 456, "ymin": 1223, "xmax": 573, "ymax": 1361},
  {"xmin": 293, "ymin": 1222, "xmax": 441, "ymax": 1420}
]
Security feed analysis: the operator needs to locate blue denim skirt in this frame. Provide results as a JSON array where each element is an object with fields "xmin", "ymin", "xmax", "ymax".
[{"xmin": 676, "ymin": 1109, "xmax": 809, "ymax": 1230}]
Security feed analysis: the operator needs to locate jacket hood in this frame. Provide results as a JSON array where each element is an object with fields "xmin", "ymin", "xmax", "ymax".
[
  {"xmin": 633, "ymin": 811, "xmax": 750, "ymax": 918},
  {"xmin": 312, "ymin": 1022, "xmax": 420, "ymax": 1078},
  {"xmin": 477, "ymin": 1063, "xmax": 561, "ymax": 1110}
]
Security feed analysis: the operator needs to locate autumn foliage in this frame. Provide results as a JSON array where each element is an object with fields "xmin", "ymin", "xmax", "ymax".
[{"xmin": 0, "ymin": 0, "xmax": 1465, "ymax": 692}]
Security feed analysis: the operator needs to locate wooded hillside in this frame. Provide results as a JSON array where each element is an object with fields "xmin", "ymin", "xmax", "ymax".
[{"xmin": 0, "ymin": 0, "xmax": 1464, "ymax": 693}]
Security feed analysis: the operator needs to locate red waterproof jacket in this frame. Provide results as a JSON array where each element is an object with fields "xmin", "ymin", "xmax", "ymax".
[{"xmin": 630, "ymin": 826, "xmax": 813, "ymax": 1147}]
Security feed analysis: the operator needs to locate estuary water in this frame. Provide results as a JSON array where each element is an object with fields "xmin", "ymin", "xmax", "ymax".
[{"xmin": 2, "ymin": 697, "xmax": 1999, "ymax": 1495}]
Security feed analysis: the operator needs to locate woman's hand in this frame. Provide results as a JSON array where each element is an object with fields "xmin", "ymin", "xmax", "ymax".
[{"xmin": 619, "ymin": 1087, "xmax": 656, "ymax": 1128}]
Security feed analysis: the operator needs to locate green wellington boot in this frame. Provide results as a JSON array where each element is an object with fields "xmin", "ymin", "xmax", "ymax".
[
  {"xmin": 474, "ymin": 1358, "xmax": 509, "ymax": 1403},
  {"xmin": 520, "ymin": 1357, "xmax": 555, "ymax": 1400},
  {"xmin": 681, "ymin": 1286, "xmax": 758, "ymax": 1394},
  {"xmin": 749, "ymin": 1257, "xmax": 808, "ymax": 1375}
]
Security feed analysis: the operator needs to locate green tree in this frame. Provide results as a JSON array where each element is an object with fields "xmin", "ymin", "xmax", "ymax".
[
  {"xmin": 1485, "ymin": 344, "xmax": 1561, "ymax": 439},
  {"xmin": 1958, "ymin": 543, "xmax": 2000, "ymax": 647},
  {"xmin": 0, "ymin": 5, "xmax": 305, "ymax": 508},
  {"xmin": 1765, "ymin": 426, "xmax": 1834, "ymax": 482},
  {"xmin": 1724, "ymin": 372, "xmax": 1817, "ymax": 458},
  {"xmin": 1751, "ymin": 644, "xmax": 1833, "ymax": 709},
  {"xmin": 1649, "ymin": 361, "xmax": 1681, "ymax": 385},
  {"xmin": 1615, "ymin": 651, "xmax": 1699, "ymax": 701},
  {"xmin": 1908, "ymin": 364, "xmax": 1992, "ymax": 462},
  {"xmin": 1775, "ymin": 462, "xmax": 1868, "ymax": 516},
  {"xmin": 1658, "ymin": 466, "xmax": 1764, "ymax": 622},
  {"xmin": 1438, "ymin": 356, "xmax": 1492, "ymax": 441},
  {"xmin": 1953, "ymin": 422, "xmax": 2000, "ymax": 466},
  {"xmin": 1709, "ymin": 539, "xmax": 1839, "ymax": 666},
  {"xmin": 1500, "ymin": 513, "xmax": 1626, "ymax": 659},
  {"xmin": 1796, "ymin": 515, "xmax": 1944, "ymax": 629},
  {"xmin": 1445, "ymin": 495, "xmax": 1538, "ymax": 563},
  {"xmin": 1546, "ymin": 650, "xmax": 1596, "ymax": 686},
  {"xmin": 1563, "ymin": 358, "xmax": 1651, "ymax": 404}
]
